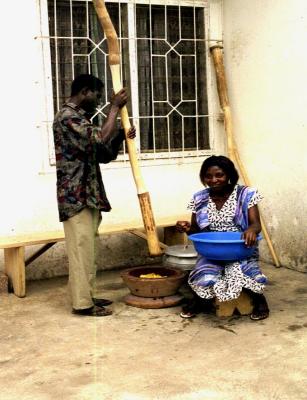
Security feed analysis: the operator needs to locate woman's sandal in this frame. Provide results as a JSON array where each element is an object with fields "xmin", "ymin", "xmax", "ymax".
[
  {"xmin": 250, "ymin": 306, "xmax": 269, "ymax": 321},
  {"xmin": 72, "ymin": 305, "xmax": 112, "ymax": 317},
  {"xmin": 180, "ymin": 310, "xmax": 196, "ymax": 318},
  {"xmin": 180, "ymin": 299, "xmax": 202, "ymax": 319}
]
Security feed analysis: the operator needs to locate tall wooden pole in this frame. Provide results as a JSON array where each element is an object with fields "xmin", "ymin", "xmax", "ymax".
[
  {"xmin": 210, "ymin": 45, "xmax": 280, "ymax": 267},
  {"xmin": 93, "ymin": 0, "xmax": 162, "ymax": 256}
]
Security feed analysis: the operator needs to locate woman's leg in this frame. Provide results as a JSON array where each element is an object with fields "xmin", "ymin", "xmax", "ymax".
[
  {"xmin": 244, "ymin": 289, "xmax": 270, "ymax": 320},
  {"xmin": 180, "ymin": 292, "xmax": 204, "ymax": 318},
  {"xmin": 180, "ymin": 293, "xmax": 214, "ymax": 318},
  {"xmin": 180, "ymin": 256, "xmax": 220, "ymax": 318}
]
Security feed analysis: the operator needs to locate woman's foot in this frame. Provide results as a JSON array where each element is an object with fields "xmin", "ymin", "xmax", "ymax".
[
  {"xmin": 250, "ymin": 305, "xmax": 269, "ymax": 320},
  {"xmin": 180, "ymin": 297, "xmax": 213, "ymax": 318},
  {"xmin": 250, "ymin": 293, "xmax": 269, "ymax": 321},
  {"xmin": 180, "ymin": 309, "xmax": 197, "ymax": 318}
]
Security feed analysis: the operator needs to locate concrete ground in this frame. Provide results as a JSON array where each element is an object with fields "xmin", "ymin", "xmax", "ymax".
[{"xmin": 0, "ymin": 262, "xmax": 306, "ymax": 400}]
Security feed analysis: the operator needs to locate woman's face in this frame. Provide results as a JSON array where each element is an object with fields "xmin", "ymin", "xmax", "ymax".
[{"xmin": 202, "ymin": 165, "xmax": 229, "ymax": 193}]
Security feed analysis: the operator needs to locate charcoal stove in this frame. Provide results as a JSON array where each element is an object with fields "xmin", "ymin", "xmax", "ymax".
[{"xmin": 121, "ymin": 265, "xmax": 186, "ymax": 309}]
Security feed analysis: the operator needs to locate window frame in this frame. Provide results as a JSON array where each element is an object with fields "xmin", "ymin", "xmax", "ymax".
[{"xmin": 38, "ymin": 0, "xmax": 218, "ymax": 170}]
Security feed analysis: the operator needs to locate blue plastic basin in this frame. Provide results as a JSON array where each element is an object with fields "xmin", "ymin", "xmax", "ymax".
[{"xmin": 189, "ymin": 231, "xmax": 262, "ymax": 261}]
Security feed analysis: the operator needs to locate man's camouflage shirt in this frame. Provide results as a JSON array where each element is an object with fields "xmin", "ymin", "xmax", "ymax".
[{"xmin": 53, "ymin": 102, "xmax": 124, "ymax": 222}]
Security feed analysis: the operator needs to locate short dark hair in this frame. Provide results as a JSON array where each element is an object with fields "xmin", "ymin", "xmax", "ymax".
[
  {"xmin": 71, "ymin": 74, "xmax": 103, "ymax": 96},
  {"xmin": 199, "ymin": 155, "xmax": 239, "ymax": 186}
]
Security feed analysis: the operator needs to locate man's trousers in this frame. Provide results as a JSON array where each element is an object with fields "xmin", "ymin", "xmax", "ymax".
[{"xmin": 63, "ymin": 207, "xmax": 101, "ymax": 310}]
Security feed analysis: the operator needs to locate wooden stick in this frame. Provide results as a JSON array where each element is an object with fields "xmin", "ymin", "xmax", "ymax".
[
  {"xmin": 183, "ymin": 233, "xmax": 189, "ymax": 248},
  {"xmin": 210, "ymin": 45, "xmax": 280, "ymax": 267},
  {"xmin": 25, "ymin": 242, "xmax": 56, "ymax": 267},
  {"xmin": 93, "ymin": 0, "xmax": 162, "ymax": 256}
]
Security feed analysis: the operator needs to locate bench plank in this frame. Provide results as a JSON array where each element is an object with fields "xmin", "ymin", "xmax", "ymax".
[{"xmin": 0, "ymin": 215, "xmax": 189, "ymax": 249}]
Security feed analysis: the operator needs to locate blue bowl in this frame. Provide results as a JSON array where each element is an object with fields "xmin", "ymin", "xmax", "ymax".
[{"xmin": 189, "ymin": 231, "xmax": 262, "ymax": 261}]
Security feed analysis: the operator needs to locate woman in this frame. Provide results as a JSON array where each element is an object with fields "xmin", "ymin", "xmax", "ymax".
[{"xmin": 176, "ymin": 155, "xmax": 269, "ymax": 320}]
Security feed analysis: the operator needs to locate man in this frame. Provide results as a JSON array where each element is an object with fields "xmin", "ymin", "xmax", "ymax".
[{"xmin": 53, "ymin": 74, "xmax": 136, "ymax": 316}]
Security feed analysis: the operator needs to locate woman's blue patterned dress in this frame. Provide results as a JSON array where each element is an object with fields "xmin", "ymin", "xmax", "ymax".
[{"xmin": 187, "ymin": 185, "xmax": 267, "ymax": 302}]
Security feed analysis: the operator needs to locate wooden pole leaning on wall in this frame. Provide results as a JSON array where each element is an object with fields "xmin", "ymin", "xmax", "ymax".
[
  {"xmin": 210, "ymin": 45, "xmax": 280, "ymax": 267},
  {"xmin": 93, "ymin": 0, "xmax": 162, "ymax": 256}
]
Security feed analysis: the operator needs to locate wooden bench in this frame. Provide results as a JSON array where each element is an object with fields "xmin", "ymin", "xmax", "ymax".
[{"xmin": 0, "ymin": 215, "xmax": 189, "ymax": 298}]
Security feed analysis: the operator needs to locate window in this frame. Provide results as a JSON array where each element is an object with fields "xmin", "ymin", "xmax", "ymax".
[{"xmin": 46, "ymin": 0, "xmax": 210, "ymax": 163}]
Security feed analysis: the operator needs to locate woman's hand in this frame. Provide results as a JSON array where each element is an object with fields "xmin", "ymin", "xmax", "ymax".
[
  {"xmin": 242, "ymin": 228, "xmax": 257, "ymax": 247},
  {"xmin": 243, "ymin": 205, "xmax": 261, "ymax": 247},
  {"xmin": 176, "ymin": 221, "xmax": 191, "ymax": 233}
]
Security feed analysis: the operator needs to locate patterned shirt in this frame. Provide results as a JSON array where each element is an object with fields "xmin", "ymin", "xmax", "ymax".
[
  {"xmin": 53, "ymin": 102, "xmax": 124, "ymax": 222},
  {"xmin": 187, "ymin": 185, "xmax": 263, "ymax": 231}
]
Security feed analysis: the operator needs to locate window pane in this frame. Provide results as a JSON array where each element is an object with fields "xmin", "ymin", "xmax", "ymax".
[
  {"xmin": 48, "ymin": 0, "xmax": 130, "ymax": 116},
  {"xmin": 169, "ymin": 111, "xmax": 182, "ymax": 150},
  {"xmin": 152, "ymin": 6, "xmax": 165, "ymax": 39},
  {"xmin": 167, "ymin": 7, "xmax": 179, "ymax": 45},
  {"xmin": 136, "ymin": 4, "xmax": 209, "ymax": 153},
  {"xmin": 152, "ymin": 57, "xmax": 167, "ymax": 101},
  {"xmin": 181, "ymin": 56, "xmax": 195, "ymax": 100},
  {"xmin": 47, "ymin": 1, "xmax": 209, "ymax": 157}
]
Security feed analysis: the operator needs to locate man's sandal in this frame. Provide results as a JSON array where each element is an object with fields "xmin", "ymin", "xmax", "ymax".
[
  {"xmin": 72, "ymin": 305, "xmax": 112, "ymax": 317},
  {"xmin": 92, "ymin": 298, "xmax": 113, "ymax": 307}
]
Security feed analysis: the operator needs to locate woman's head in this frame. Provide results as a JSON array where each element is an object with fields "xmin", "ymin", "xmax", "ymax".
[{"xmin": 199, "ymin": 155, "xmax": 239, "ymax": 189}]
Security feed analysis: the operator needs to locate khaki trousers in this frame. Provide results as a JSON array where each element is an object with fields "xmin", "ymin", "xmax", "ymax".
[{"xmin": 63, "ymin": 207, "xmax": 101, "ymax": 310}]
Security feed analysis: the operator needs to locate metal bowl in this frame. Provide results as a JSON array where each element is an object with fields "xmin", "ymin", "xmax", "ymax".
[{"xmin": 163, "ymin": 244, "xmax": 197, "ymax": 271}]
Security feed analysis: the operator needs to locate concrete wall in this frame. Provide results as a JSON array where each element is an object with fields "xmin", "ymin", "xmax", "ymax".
[
  {"xmin": 0, "ymin": 0, "xmax": 225, "ymax": 280},
  {"xmin": 1, "ymin": 0, "xmax": 305, "ymax": 281},
  {"xmin": 223, "ymin": 0, "xmax": 307, "ymax": 271}
]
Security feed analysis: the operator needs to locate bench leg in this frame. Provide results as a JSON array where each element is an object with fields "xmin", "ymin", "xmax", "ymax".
[
  {"xmin": 4, "ymin": 247, "xmax": 26, "ymax": 298},
  {"xmin": 215, "ymin": 291, "xmax": 253, "ymax": 317}
]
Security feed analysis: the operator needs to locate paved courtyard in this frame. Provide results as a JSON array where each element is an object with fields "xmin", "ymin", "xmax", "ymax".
[{"xmin": 0, "ymin": 262, "xmax": 306, "ymax": 400}]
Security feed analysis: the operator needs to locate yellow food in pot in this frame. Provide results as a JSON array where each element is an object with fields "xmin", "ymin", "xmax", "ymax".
[{"xmin": 139, "ymin": 273, "xmax": 167, "ymax": 279}]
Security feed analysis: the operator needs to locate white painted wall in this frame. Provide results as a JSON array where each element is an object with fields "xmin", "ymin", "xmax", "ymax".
[
  {"xmin": 223, "ymin": 0, "xmax": 307, "ymax": 271},
  {"xmin": 0, "ymin": 0, "xmax": 225, "ymax": 279},
  {"xmin": 3, "ymin": 0, "xmax": 304, "ymax": 279}
]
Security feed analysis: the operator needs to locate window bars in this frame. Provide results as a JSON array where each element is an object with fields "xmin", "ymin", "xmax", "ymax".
[{"xmin": 46, "ymin": 0, "xmax": 210, "ymax": 164}]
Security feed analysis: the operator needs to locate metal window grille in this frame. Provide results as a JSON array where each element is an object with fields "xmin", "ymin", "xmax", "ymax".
[{"xmin": 45, "ymin": 0, "xmax": 210, "ymax": 165}]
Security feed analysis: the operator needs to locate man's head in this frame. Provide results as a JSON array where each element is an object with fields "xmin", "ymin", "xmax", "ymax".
[{"xmin": 70, "ymin": 74, "xmax": 104, "ymax": 113}]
